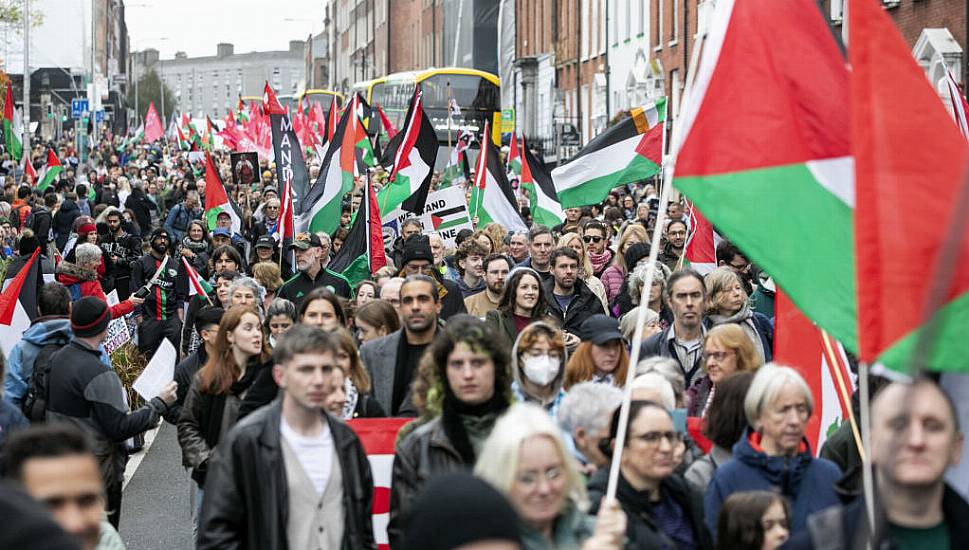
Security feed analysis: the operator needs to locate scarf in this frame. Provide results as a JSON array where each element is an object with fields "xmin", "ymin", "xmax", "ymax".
[
  {"xmin": 441, "ymin": 387, "xmax": 507, "ymax": 464},
  {"xmin": 200, "ymin": 357, "xmax": 264, "ymax": 450},
  {"xmin": 588, "ymin": 249, "xmax": 613, "ymax": 276},
  {"xmin": 708, "ymin": 302, "xmax": 767, "ymax": 361},
  {"xmin": 342, "ymin": 378, "xmax": 359, "ymax": 419},
  {"xmin": 181, "ymin": 235, "xmax": 209, "ymax": 254}
]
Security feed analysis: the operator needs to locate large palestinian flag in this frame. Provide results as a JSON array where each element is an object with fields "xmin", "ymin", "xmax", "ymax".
[
  {"xmin": 469, "ymin": 122, "xmax": 528, "ymax": 232},
  {"xmin": 203, "ymin": 153, "xmax": 242, "ymax": 234},
  {"xmin": 552, "ymin": 97, "xmax": 665, "ymax": 208},
  {"xmin": 37, "ymin": 148, "xmax": 63, "ymax": 192},
  {"xmin": 672, "ymin": 0, "xmax": 857, "ymax": 352},
  {"xmin": 0, "ymin": 248, "xmax": 40, "ymax": 358},
  {"xmin": 520, "ymin": 139, "xmax": 564, "ymax": 228},
  {"xmin": 3, "ymin": 81, "xmax": 21, "ymax": 162},
  {"xmin": 328, "ymin": 174, "xmax": 386, "ymax": 288},
  {"xmin": 378, "ymin": 90, "xmax": 437, "ymax": 215}
]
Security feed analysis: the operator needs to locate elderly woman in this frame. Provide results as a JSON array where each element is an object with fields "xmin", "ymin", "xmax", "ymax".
[
  {"xmin": 511, "ymin": 321, "xmax": 568, "ymax": 416},
  {"xmin": 55, "ymin": 242, "xmax": 141, "ymax": 318},
  {"xmin": 704, "ymin": 364, "xmax": 841, "ymax": 535},
  {"xmin": 686, "ymin": 323, "xmax": 762, "ymax": 417},
  {"xmin": 705, "ymin": 267, "xmax": 773, "ymax": 362},
  {"xmin": 556, "ymin": 382, "xmax": 623, "ymax": 474},
  {"xmin": 264, "ymin": 298, "xmax": 296, "ymax": 348},
  {"xmin": 476, "ymin": 403, "xmax": 627, "ymax": 549},
  {"xmin": 227, "ymin": 276, "xmax": 266, "ymax": 311}
]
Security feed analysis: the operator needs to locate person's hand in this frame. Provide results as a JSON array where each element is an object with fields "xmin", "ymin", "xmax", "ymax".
[
  {"xmin": 158, "ymin": 381, "xmax": 178, "ymax": 405},
  {"xmin": 563, "ymin": 332, "xmax": 581, "ymax": 348},
  {"xmin": 128, "ymin": 295, "xmax": 145, "ymax": 306},
  {"xmin": 180, "ymin": 248, "xmax": 194, "ymax": 258},
  {"xmin": 583, "ymin": 499, "xmax": 627, "ymax": 550}
]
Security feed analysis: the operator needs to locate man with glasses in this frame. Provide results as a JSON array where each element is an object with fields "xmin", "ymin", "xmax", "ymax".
[
  {"xmin": 397, "ymin": 236, "xmax": 467, "ymax": 320},
  {"xmin": 716, "ymin": 240, "xmax": 753, "ymax": 295},
  {"xmin": 465, "ymin": 254, "xmax": 511, "ymax": 318},
  {"xmin": 277, "ymin": 232, "xmax": 352, "ymax": 305},
  {"xmin": 588, "ymin": 400, "xmax": 712, "ymax": 549},
  {"xmin": 249, "ymin": 197, "xmax": 281, "ymax": 243},
  {"xmin": 659, "ymin": 219, "xmax": 689, "ymax": 272},
  {"xmin": 582, "ymin": 220, "xmax": 614, "ymax": 278}
]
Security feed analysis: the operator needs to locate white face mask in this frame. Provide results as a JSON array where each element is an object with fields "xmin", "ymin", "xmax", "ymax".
[{"xmin": 521, "ymin": 354, "xmax": 561, "ymax": 386}]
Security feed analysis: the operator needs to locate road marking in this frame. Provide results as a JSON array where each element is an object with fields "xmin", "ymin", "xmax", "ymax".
[{"xmin": 123, "ymin": 425, "xmax": 162, "ymax": 490}]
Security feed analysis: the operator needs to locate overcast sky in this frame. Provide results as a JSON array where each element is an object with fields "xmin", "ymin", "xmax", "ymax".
[{"xmin": 125, "ymin": 0, "xmax": 325, "ymax": 59}]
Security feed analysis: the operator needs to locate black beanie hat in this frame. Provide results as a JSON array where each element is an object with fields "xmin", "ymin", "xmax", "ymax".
[
  {"xmin": 18, "ymin": 233, "xmax": 39, "ymax": 257},
  {"xmin": 150, "ymin": 227, "xmax": 171, "ymax": 243},
  {"xmin": 401, "ymin": 236, "xmax": 434, "ymax": 265},
  {"xmin": 624, "ymin": 241, "xmax": 651, "ymax": 270},
  {"xmin": 71, "ymin": 297, "xmax": 111, "ymax": 338},
  {"xmin": 402, "ymin": 472, "xmax": 522, "ymax": 550}
]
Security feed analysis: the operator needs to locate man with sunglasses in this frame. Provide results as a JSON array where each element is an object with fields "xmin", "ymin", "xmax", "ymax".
[
  {"xmin": 583, "ymin": 220, "xmax": 614, "ymax": 278},
  {"xmin": 277, "ymin": 232, "xmax": 352, "ymax": 305},
  {"xmin": 248, "ymin": 197, "xmax": 281, "ymax": 243}
]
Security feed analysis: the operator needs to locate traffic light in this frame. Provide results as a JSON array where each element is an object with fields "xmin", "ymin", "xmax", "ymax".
[{"xmin": 46, "ymin": 104, "xmax": 54, "ymax": 119}]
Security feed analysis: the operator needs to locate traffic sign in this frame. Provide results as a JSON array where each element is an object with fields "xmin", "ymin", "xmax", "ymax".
[
  {"xmin": 95, "ymin": 110, "xmax": 104, "ymax": 122},
  {"xmin": 71, "ymin": 98, "xmax": 89, "ymax": 119}
]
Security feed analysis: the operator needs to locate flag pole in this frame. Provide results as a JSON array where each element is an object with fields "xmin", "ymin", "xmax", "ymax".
[
  {"xmin": 447, "ymin": 82, "xmax": 453, "ymax": 171},
  {"xmin": 604, "ymin": 28, "xmax": 706, "ymax": 504}
]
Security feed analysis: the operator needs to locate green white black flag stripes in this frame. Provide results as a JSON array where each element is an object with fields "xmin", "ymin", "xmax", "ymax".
[
  {"xmin": 520, "ymin": 139, "xmax": 564, "ymax": 227},
  {"xmin": 379, "ymin": 90, "xmax": 437, "ymax": 215},
  {"xmin": 298, "ymin": 98, "xmax": 358, "ymax": 235},
  {"xmin": 552, "ymin": 98, "xmax": 665, "ymax": 208},
  {"xmin": 470, "ymin": 123, "xmax": 527, "ymax": 232}
]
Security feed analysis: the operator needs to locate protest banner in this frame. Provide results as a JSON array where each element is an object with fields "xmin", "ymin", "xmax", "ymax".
[
  {"xmin": 381, "ymin": 186, "xmax": 473, "ymax": 248},
  {"xmin": 348, "ymin": 417, "xmax": 412, "ymax": 550},
  {"xmin": 104, "ymin": 290, "xmax": 132, "ymax": 354},
  {"xmin": 230, "ymin": 151, "xmax": 259, "ymax": 187}
]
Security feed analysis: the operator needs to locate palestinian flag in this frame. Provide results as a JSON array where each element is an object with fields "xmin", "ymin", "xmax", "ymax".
[
  {"xmin": 520, "ymin": 139, "xmax": 564, "ymax": 228},
  {"xmin": 298, "ymin": 97, "xmax": 361, "ymax": 235},
  {"xmin": 328, "ymin": 175, "xmax": 386, "ymax": 288},
  {"xmin": 849, "ymin": 0, "xmax": 969, "ymax": 372},
  {"xmin": 204, "ymin": 116, "xmax": 218, "ymax": 150},
  {"xmin": 672, "ymin": 0, "xmax": 857, "ymax": 350},
  {"xmin": 236, "ymin": 97, "xmax": 250, "ymax": 124},
  {"xmin": 431, "ymin": 205, "xmax": 471, "ymax": 232},
  {"xmin": 944, "ymin": 68, "xmax": 969, "ymax": 140},
  {"xmin": 3, "ymin": 81, "xmax": 21, "ymax": 161},
  {"xmin": 175, "ymin": 126, "xmax": 190, "ymax": 151},
  {"xmin": 203, "ymin": 153, "xmax": 242, "ymax": 234},
  {"xmin": 376, "ymin": 104, "xmax": 398, "ymax": 140},
  {"xmin": 469, "ymin": 122, "xmax": 528, "ymax": 232},
  {"xmin": 144, "ymin": 101, "xmax": 164, "ymax": 143},
  {"xmin": 23, "ymin": 156, "xmax": 36, "ymax": 186},
  {"xmin": 182, "ymin": 257, "xmax": 214, "ymax": 300},
  {"xmin": 774, "ymin": 290, "xmax": 855, "ymax": 452},
  {"xmin": 0, "ymin": 248, "xmax": 40, "ymax": 358},
  {"xmin": 684, "ymin": 204, "xmax": 719, "ymax": 274},
  {"xmin": 507, "ymin": 132, "xmax": 522, "ymax": 176},
  {"xmin": 276, "ymin": 176, "xmax": 297, "ymax": 273},
  {"xmin": 379, "ymin": 90, "xmax": 437, "ymax": 215},
  {"xmin": 552, "ymin": 97, "xmax": 665, "ymax": 208},
  {"xmin": 37, "ymin": 148, "xmax": 63, "ymax": 192},
  {"xmin": 118, "ymin": 123, "xmax": 145, "ymax": 152}
]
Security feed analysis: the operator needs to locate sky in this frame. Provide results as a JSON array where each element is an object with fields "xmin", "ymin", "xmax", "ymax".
[{"xmin": 125, "ymin": 0, "xmax": 325, "ymax": 60}]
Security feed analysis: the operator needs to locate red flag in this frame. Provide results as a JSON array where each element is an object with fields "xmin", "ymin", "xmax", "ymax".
[
  {"xmin": 774, "ymin": 289, "xmax": 854, "ymax": 452},
  {"xmin": 376, "ymin": 104, "xmax": 398, "ymax": 140},
  {"xmin": 684, "ymin": 203, "xmax": 718, "ymax": 274},
  {"xmin": 325, "ymin": 99, "xmax": 338, "ymax": 143},
  {"xmin": 144, "ymin": 101, "xmax": 164, "ymax": 143},
  {"xmin": 849, "ymin": 0, "xmax": 969, "ymax": 368},
  {"xmin": 23, "ymin": 156, "xmax": 36, "ymax": 184},
  {"xmin": 347, "ymin": 418, "xmax": 411, "ymax": 550},
  {"xmin": 262, "ymin": 81, "xmax": 286, "ymax": 116},
  {"xmin": 277, "ymin": 176, "xmax": 295, "ymax": 241}
]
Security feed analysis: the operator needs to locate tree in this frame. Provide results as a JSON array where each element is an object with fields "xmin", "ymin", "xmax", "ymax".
[
  {"xmin": 0, "ymin": 1, "xmax": 44, "ymax": 27},
  {"xmin": 135, "ymin": 69, "xmax": 176, "ymax": 124}
]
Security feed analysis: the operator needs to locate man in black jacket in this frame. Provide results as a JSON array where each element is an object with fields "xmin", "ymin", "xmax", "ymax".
[
  {"xmin": 640, "ymin": 269, "xmax": 709, "ymax": 387},
  {"xmin": 277, "ymin": 232, "xmax": 352, "ymax": 303},
  {"xmin": 124, "ymin": 180, "xmax": 156, "ymax": 237},
  {"xmin": 99, "ymin": 207, "xmax": 142, "ymax": 300},
  {"xmin": 45, "ymin": 297, "xmax": 177, "ymax": 528},
  {"xmin": 131, "ymin": 228, "xmax": 187, "ymax": 354},
  {"xmin": 543, "ymin": 247, "xmax": 606, "ymax": 343},
  {"xmin": 53, "ymin": 191, "xmax": 80, "ymax": 250},
  {"xmin": 163, "ymin": 306, "xmax": 224, "ymax": 425},
  {"xmin": 199, "ymin": 325, "xmax": 375, "ymax": 550}
]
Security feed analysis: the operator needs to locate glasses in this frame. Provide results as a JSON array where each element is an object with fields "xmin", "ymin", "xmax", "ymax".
[
  {"xmin": 705, "ymin": 350, "xmax": 734, "ymax": 362},
  {"xmin": 583, "ymin": 235, "xmax": 604, "ymax": 244},
  {"xmin": 630, "ymin": 431, "xmax": 682, "ymax": 446},
  {"xmin": 729, "ymin": 262, "xmax": 750, "ymax": 271},
  {"xmin": 515, "ymin": 467, "xmax": 562, "ymax": 488}
]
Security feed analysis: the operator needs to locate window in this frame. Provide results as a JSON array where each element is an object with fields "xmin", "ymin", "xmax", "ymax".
[
  {"xmin": 655, "ymin": 0, "xmax": 664, "ymax": 49},
  {"xmin": 581, "ymin": 0, "xmax": 589, "ymax": 60},
  {"xmin": 624, "ymin": 0, "xmax": 631, "ymax": 41},
  {"xmin": 670, "ymin": 0, "xmax": 678, "ymax": 43},
  {"xmin": 637, "ymin": 0, "xmax": 645, "ymax": 36}
]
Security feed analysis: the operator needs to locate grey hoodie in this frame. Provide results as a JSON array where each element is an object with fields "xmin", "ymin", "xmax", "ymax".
[{"xmin": 510, "ymin": 320, "xmax": 569, "ymax": 411}]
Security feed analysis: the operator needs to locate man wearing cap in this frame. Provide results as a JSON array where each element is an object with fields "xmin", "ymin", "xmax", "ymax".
[
  {"xmin": 277, "ymin": 232, "xmax": 352, "ymax": 304},
  {"xmin": 131, "ymin": 228, "xmax": 188, "ymax": 355},
  {"xmin": 45, "ymin": 296, "xmax": 178, "ymax": 528},
  {"xmin": 214, "ymin": 209, "xmax": 250, "ymax": 259},
  {"xmin": 397, "ymin": 236, "xmax": 467, "ymax": 320}
]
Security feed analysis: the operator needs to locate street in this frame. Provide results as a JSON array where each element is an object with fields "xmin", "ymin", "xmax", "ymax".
[{"xmin": 120, "ymin": 422, "xmax": 195, "ymax": 550}]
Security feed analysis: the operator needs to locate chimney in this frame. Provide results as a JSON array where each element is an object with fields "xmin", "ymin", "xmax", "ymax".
[
  {"xmin": 289, "ymin": 40, "xmax": 304, "ymax": 54},
  {"xmin": 174, "ymin": 51, "xmax": 188, "ymax": 60},
  {"xmin": 217, "ymin": 43, "xmax": 234, "ymax": 58}
]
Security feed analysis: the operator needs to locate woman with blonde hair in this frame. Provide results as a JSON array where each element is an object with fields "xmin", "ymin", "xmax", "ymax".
[
  {"xmin": 600, "ymin": 224, "xmax": 649, "ymax": 303},
  {"xmin": 557, "ymin": 232, "xmax": 608, "ymax": 309},
  {"xmin": 475, "ymin": 403, "xmax": 627, "ymax": 549},
  {"xmin": 482, "ymin": 223, "xmax": 508, "ymax": 254},
  {"xmin": 250, "ymin": 261, "xmax": 283, "ymax": 310},
  {"xmin": 331, "ymin": 329, "xmax": 385, "ymax": 418},
  {"xmin": 686, "ymin": 323, "xmax": 762, "ymax": 417},
  {"xmin": 705, "ymin": 267, "xmax": 773, "ymax": 362}
]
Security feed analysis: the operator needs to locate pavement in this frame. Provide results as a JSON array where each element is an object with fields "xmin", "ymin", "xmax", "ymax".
[{"xmin": 120, "ymin": 421, "xmax": 196, "ymax": 549}]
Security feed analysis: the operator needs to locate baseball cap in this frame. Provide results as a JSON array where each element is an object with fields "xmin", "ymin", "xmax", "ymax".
[
  {"xmin": 255, "ymin": 235, "xmax": 276, "ymax": 249},
  {"xmin": 579, "ymin": 314, "xmax": 624, "ymax": 345},
  {"xmin": 212, "ymin": 228, "xmax": 232, "ymax": 238},
  {"xmin": 289, "ymin": 231, "xmax": 323, "ymax": 250}
]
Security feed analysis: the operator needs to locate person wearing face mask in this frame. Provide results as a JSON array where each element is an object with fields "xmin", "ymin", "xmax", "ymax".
[
  {"xmin": 131, "ymin": 227, "xmax": 188, "ymax": 355},
  {"xmin": 511, "ymin": 321, "xmax": 568, "ymax": 417},
  {"xmin": 177, "ymin": 306, "xmax": 270, "ymax": 519}
]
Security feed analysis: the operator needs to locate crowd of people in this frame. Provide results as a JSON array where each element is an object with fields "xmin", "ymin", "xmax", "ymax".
[{"xmin": 0, "ymin": 127, "xmax": 965, "ymax": 550}]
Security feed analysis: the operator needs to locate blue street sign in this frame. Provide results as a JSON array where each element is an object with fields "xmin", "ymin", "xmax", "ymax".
[
  {"xmin": 71, "ymin": 98, "xmax": 89, "ymax": 119},
  {"xmin": 95, "ymin": 110, "xmax": 104, "ymax": 122}
]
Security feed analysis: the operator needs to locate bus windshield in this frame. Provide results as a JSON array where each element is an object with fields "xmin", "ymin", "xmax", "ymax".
[{"xmin": 419, "ymin": 74, "xmax": 499, "ymax": 137}]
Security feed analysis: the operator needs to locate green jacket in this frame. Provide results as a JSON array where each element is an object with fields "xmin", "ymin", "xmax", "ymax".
[{"xmin": 519, "ymin": 502, "xmax": 596, "ymax": 550}]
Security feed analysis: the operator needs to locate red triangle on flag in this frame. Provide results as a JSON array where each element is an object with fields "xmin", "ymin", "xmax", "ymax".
[
  {"xmin": 635, "ymin": 122, "xmax": 664, "ymax": 165},
  {"xmin": 262, "ymin": 81, "xmax": 286, "ymax": 116},
  {"xmin": 0, "ymin": 248, "xmax": 38, "ymax": 325},
  {"xmin": 431, "ymin": 215, "xmax": 443, "ymax": 230}
]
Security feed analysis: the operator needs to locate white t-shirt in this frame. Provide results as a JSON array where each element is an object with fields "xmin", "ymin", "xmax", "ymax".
[{"xmin": 280, "ymin": 418, "xmax": 334, "ymax": 496}]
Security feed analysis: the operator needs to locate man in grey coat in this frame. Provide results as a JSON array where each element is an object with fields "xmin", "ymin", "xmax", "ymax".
[{"xmin": 359, "ymin": 275, "xmax": 441, "ymax": 417}]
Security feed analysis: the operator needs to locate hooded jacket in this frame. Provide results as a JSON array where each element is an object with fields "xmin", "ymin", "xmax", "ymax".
[
  {"xmin": 3, "ymin": 317, "xmax": 73, "ymax": 406},
  {"xmin": 53, "ymin": 197, "xmax": 80, "ymax": 250},
  {"xmin": 510, "ymin": 321, "xmax": 568, "ymax": 417},
  {"xmin": 704, "ymin": 429, "xmax": 842, "ymax": 536},
  {"xmin": 55, "ymin": 261, "xmax": 134, "ymax": 319}
]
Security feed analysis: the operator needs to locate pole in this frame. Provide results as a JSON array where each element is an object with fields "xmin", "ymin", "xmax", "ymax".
[
  {"xmin": 447, "ymin": 82, "xmax": 453, "ymax": 166},
  {"xmin": 22, "ymin": 0, "xmax": 30, "ymax": 157},
  {"xmin": 160, "ymin": 59, "xmax": 166, "ymax": 126},
  {"xmin": 90, "ymin": 0, "xmax": 97, "ymax": 143}
]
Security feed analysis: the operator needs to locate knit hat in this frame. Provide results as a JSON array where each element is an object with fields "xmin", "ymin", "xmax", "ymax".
[
  {"xmin": 149, "ymin": 227, "xmax": 171, "ymax": 243},
  {"xmin": 401, "ymin": 236, "xmax": 434, "ymax": 265},
  {"xmin": 71, "ymin": 296, "xmax": 111, "ymax": 337},
  {"xmin": 402, "ymin": 473, "xmax": 521, "ymax": 550},
  {"xmin": 624, "ymin": 242, "xmax": 651, "ymax": 270}
]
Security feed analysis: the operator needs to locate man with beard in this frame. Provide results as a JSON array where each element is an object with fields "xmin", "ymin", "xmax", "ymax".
[
  {"xmin": 659, "ymin": 219, "xmax": 688, "ymax": 272},
  {"xmin": 543, "ymin": 247, "xmax": 605, "ymax": 340},
  {"xmin": 277, "ymin": 232, "xmax": 352, "ymax": 304},
  {"xmin": 464, "ymin": 254, "xmax": 511, "ymax": 318},
  {"xmin": 640, "ymin": 269, "xmax": 709, "ymax": 386},
  {"xmin": 131, "ymin": 228, "xmax": 188, "ymax": 354},
  {"xmin": 359, "ymin": 275, "xmax": 441, "ymax": 416},
  {"xmin": 98, "ymin": 208, "xmax": 141, "ymax": 300}
]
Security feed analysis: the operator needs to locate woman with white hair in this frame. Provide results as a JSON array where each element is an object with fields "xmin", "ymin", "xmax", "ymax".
[
  {"xmin": 227, "ymin": 276, "xmax": 266, "ymax": 312},
  {"xmin": 54, "ymin": 242, "xmax": 143, "ymax": 318},
  {"xmin": 556, "ymin": 382, "xmax": 623, "ymax": 473},
  {"xmin": 704, "ymin": 364, "xmax": 841, "ymax": 536},
  {"xmin": 475, "ymin": 403, "xmax": 627, "ymax": 549}
]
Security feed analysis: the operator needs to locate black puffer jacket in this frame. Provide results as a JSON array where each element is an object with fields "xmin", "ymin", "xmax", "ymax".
[
  {"xmin": 53, "ymin": 198, "xmax": 80, "ymax": 250},
  {"xmin": 198, "ymin": 401, "xmax": 376, "ymax": 550},
  {"xmin": 542, "ymin": 277, "xmax": 606, "ymax": 335}
]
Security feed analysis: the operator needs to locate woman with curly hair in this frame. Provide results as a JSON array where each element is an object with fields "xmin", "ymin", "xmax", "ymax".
[{"xmin": 388, "ymin": 316, "xmax": 513, "ymax": 549}]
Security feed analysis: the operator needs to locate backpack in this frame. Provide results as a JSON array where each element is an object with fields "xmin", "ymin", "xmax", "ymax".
[
  {"xmin": 11, "ymin": 204, "xmax": 32, "ymax": 231},
  {"xmin": 21, "ymin": 342, "xmax": 67, "ymax": 422}
]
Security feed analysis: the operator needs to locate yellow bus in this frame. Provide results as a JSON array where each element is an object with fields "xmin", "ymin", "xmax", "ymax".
[
  {"xmin": 355, "ymin": 68, "xmax": 501, "ymax": 145},
  {"xmin": 295, "ymin": 89, "xmax": 345, "ymax": 112}
]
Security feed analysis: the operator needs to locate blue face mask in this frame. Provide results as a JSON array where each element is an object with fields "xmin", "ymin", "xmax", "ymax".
[{"xmin": 670, "ymin": 408, "xmax": 688, "ymax": 433}]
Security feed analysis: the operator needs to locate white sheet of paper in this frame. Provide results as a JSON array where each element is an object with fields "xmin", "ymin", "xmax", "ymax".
[{"xmin": 132, "ymin": 338, "xmax": 176, "ymax": 401}]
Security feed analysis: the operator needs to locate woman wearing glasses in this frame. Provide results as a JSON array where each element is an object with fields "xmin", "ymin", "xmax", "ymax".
[
  {"xmin": 588, "ymin": 400, "xmax": 713, "ymax": 549},
  {"xmin": 686, "ymin": 323, "xmax": 763, "ymax": 417}
]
